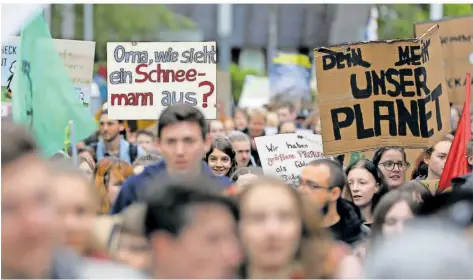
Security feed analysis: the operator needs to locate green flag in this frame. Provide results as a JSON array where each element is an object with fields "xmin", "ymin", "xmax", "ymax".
[{"xmin": 12, "ymin": 13, "xmax": 97, "ymax": 157}]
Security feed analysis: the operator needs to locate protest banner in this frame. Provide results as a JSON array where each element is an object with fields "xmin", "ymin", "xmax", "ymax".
[
  {"xmin": 238, "ymin": 75, "xmax": 271, "ymax": 109},
  {"xmin": 270, "ymin": 52, "xmax": 312, "ymax": 103},
  {"xmin": 255, "ymin": 133, "xmax": 327, "ymax": 184},
  {"xmin": 415, "ymin": 15, "xmax": 473, "ymax": 105},
  {"xmin": 314, "ymin": 25, "xmax": 450, "ymax": 155},
  {"xmin": 106, "ymin": 42, "xmax": 217, "ymax": 120},
  {"xmin": 1, "ymin": 37, "xmax": 95, "ymax": 116}
]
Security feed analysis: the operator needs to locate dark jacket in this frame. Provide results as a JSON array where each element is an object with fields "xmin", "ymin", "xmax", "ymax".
[
  {"xmin": 329, "ymin": 199, "xmax": 370, "ymax": 246},
  {"xmin": 111, "ymin": 160, "xmax": 233, "ymax": 214},
  {"xmin": 451, "ymin": 173, "xmax": 473, "ymax": 191}
]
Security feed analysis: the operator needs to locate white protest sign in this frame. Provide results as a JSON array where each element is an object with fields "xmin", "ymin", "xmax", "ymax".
[
  {"xmin": 255, "ymin": 133, "xmax": 327, "ymax": 184},
  {"xmin": 106, "ymin": 42, "xmax": 217, "ymax": 120},
  {"xmin": 1, "ymin": 37, "xmax": 95, "ymax": 107},
  {"xmin": 238, "ymin": 75, "xmax": 271, "ymax": 109}
]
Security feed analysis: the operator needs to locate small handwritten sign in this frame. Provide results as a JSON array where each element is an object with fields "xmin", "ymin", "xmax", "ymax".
[
  {"xmin": 106, "ymin": 42, "xmax": 217, "ymax": 120},
  {"xmin": 1, "ymin": 37, "xmax": 95, "ymax": 107},
  {"xmin": 255, "ymin": 133, "xmax": 327, "ymax": 184}
]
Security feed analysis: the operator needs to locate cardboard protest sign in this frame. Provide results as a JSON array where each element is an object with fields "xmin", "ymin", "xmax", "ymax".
[
  {"xmin": 415, "ymin": 15, "xmax": 473, "ymax": 105},
  {"xmin": 238, "ymin": 75, "xmax": 271, "ymax": 109},
  {"xmin": 314, "ymin": 25, "xmax": 450, "ymax": 156},
  {"xmin": 1, "ymin": 36, "xmax": 95, "ymax": 116},
  {"xmin": 106, "ymin": 42, "xmax": 217, "ymax": 120},
  {"xmin": 343, "ymin": 148, "xmax": 423, "ymax": 179},
  {"xmin": 255, "ymin": 133, "xmax": 327, "ymax": 184}
]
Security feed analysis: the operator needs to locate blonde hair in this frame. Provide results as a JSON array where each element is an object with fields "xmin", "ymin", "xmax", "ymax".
[
  {"xmin": 247, "ymin": 107, "xmax": 268, "ymax": 121},
  {"xmin": 266, "ymin": 111, "xmax": 279, "ymax": 127}
]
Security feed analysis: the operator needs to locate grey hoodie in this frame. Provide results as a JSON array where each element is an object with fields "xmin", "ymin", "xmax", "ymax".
[{"xmin": 51, "ymin": 247, "xmax": 146, "ymax": 279}]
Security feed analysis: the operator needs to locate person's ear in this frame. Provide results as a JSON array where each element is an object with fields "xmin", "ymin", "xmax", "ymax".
[
  {"xmin": 119, "ymin": 122, "xmax": 125, "ymax": 132},
  {"xmin": 151, "ymin": 231, "xmax": 174, "ymax": 256},
  {"xmin": 423, "ymin": 153, "xmax": 430, "ymax": 165},
  {"xmin": 468, "ymin": 156, "xmax": 473, "ymax": 166},
  {"xmin": 331, "ymin": 187, "xmax": 342, "ymax": 201},
  {"xmin": 374, "ymin": 182, "xmax": 380, "ymax": 193}
]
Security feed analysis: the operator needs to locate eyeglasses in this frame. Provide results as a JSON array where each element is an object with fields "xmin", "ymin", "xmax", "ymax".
[
  {"xmin": 378, "ymin": 161, "xmax": 410, "ymax": 171},
  {"xmin": 297, "ymin": 178, "xmax": 332, "ymax": 190}
]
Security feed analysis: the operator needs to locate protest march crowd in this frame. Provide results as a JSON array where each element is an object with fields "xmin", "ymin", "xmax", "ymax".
[{"xmin": 3, "ymin": 8, "xmax": 473, "ymax": 280}]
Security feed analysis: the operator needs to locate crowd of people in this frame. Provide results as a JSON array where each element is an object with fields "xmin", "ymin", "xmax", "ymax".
[{"xmin": 2, "ymin": 100, "xmax": 473, "ymax": 279}]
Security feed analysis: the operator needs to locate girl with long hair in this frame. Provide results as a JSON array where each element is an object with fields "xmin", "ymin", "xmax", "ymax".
[
  {"xmin": 344, "ymin": 159, "xmax": 389, "ymax": 226},
  {"xmin": 206, "ymin": 136, "xmax": 238, "ymax": 178}
]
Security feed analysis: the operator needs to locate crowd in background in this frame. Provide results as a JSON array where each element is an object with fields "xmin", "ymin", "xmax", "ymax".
[{"xmin": 2, "ymin": 100, "xmax": 473, "ymax": 279}]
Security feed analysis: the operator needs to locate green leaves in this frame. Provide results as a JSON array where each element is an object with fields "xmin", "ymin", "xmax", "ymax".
[
  {"xmin": 378, "ymin": 4, "xmax": 473, "ymax": 40},
  {"xmin": 50, "ymin": 4, "xmax": 196, "ymax": 59},
  {"xmin": 230, "ymin": 63, "xmax": 265, "ymax": 102}
]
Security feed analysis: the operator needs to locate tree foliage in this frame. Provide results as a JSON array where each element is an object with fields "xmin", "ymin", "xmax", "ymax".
[
  {"xmin": 50, "ymin": 4, "xmax": 195, "ymax": 59},
  {"xmin": 378, "ymin": 4, "xmax": 473, "ymax": 40}
]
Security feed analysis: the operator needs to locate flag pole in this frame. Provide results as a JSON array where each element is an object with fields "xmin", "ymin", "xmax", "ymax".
[{"xmin": 69, "ymin": 120, "xmax": 78, "ymax": 166}]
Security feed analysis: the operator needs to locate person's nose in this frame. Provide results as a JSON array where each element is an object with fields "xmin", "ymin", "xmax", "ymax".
[
  {"xmin": 215, "ymin": 159, "xmax": 223, "ymax": 167},
  {"xmin": 175, "ymin": 141, "xmax": 185, "ymax": 156},
  {"xmin": 63, "ymin": 213, "xmax": 79, "ymax": 231},
  {"xmin": 351, "ymin": 183, "xmax": 361, "ymax": 193},
  {"xmin": 392, "ymin": 165, "xmax": 401, "ymax": 173},
  {"xmin": 264, "ymin": 217, "xmax": 282, "ymax": 235}
]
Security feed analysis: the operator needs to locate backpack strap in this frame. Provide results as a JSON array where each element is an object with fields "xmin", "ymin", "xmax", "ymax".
[{"xmin": 129, "ymin": 144, "xmax": 139, "ymax": 164}]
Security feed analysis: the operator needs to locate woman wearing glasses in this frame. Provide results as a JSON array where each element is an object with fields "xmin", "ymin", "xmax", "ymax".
[
  {"xmin": 345, "ymin": 160, "xmax": 389, "ymax": 227},
  {"xmin": 372, "ymin": 147, "xmax": 410, "ymax": 189}
]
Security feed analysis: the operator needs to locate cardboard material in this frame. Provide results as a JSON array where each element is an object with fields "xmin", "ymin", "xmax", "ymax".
[
  {"xmin": 314, "ymin": 25, "xmax": 450, "ymax": 156},
  {"xmin": 415, "ymin": 16, "xmax": 473, "ymax": 105},
  {"xmin": 107, "ymin": 42, "xmax": 217, "ymax": 120},
  {"xmin": 343, "ymin": 148, "xmax": 423, "ymax": 180},
  {"xmin": 255, "ymin": 133, "xmax": 327, "ymax": 184}
]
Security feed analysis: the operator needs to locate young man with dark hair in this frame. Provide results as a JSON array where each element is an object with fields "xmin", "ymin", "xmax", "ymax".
[
  {"xmin": 143, "ymin": 175, "xmax": 242, "ymax": 278},
  {"xmin": 93, "ymin": 110, "xmax": 146, "ymax": 163},
  {"xmin": 135, "ymin": 129, "xmax": 157, "ymax": 154},
  {"xmin": 298, "ymin": 158, "xmax": 369, "ymax": 246},
  {"xmin": 111, "ymin": 104, "xmax": 233, "ymax": 214}
]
